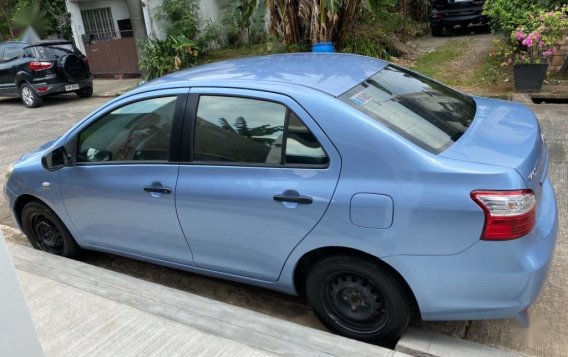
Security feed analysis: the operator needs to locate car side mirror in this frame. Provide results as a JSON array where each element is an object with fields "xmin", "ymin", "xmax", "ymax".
[{"xmin": 41, "ymin": 147, "xmax": 70, "ymax": 171}]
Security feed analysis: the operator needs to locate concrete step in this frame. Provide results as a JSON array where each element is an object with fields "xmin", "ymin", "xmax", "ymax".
[
  {"xmin": 8, "ymin": 242, "xmax": 406, "ymax": 357},
  {"xmin": 396, "ymin": 328, "xmax": 524, "ymax": 357}
]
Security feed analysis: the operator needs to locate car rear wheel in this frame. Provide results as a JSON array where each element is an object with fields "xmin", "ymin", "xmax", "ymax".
[
  {"xmin": 305, "ymin": 255, "xmax": 412, "ymax": 345},
  {"xmin": 76, "ymin": 86, "xmax": 93, "ymax": 98},
  {"xmin": 21, "ymin": 201, "xmax": 81, "ymax": 258},
  {"xmin": 20, "ymin": 83, "xmax": 42, "ymax": 108},
  {"xmin": 431, "ymin": 26, "xmax": 444, "ymax": 37}
]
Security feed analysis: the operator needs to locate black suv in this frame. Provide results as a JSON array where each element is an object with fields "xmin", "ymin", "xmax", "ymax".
[
  {"xmin": 430, "ymin": 0, "xmax": 489, "ymax": 36},
  {"xmin": 0, "ymin": 40, "xmax": 93, "ymax": 108}
]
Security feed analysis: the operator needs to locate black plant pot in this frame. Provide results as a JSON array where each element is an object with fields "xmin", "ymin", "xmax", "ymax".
[{"xmin": 513, "ymin": 63, "xmax": 549, "ymax": 93}]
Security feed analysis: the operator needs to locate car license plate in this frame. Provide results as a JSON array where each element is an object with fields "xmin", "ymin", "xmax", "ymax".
[{"xmin": 65, "ymin": 84, "xmax": 80, "ymax": 91}]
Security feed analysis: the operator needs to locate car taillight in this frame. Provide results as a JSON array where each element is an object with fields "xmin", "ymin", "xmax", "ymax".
[
  {"xmin": 28, "ymin": 61, "xmax": 54, "ymax": 71},
  {"xmin": 471, "ymin": 190, "xmax": 537, "ymax": 241},
  {"xmin": 432, "ymin": 11, "xmax": 444, "ymax": 19}
]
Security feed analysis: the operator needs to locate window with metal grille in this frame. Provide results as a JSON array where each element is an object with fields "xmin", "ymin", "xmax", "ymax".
[{"xmin": 81, "ymin": 8, "xmax": 115, "ymax": 40}]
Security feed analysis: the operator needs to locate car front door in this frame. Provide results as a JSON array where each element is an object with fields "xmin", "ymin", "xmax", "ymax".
[
  {"xmin": 175, "ymin": 88, "xmax": 341, "ymax": 281},
  {"xmin": 60, "ymin": 89, "xmax": 194, "ymax": 265}
]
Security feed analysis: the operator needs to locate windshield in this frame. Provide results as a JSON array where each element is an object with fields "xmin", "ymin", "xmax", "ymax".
[
  {"xmin": 25, "ymin": 43, "xmax": 75, "ymax": 59},
  {"xmin": 340, "ymin": 65, "xmax": 476, "ymax": 154}
]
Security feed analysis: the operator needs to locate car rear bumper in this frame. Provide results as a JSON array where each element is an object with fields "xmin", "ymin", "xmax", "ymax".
[
  {"xmin": 384, "ymin": 177, "xmax": 558, "ymax": 321},
  {"xmin": 31, "ymin": 78, "xmax": 92, "ymax": 97},
  {"xmin": 431, "ymin": 15, "xmax": 488, "ymax": 28}
]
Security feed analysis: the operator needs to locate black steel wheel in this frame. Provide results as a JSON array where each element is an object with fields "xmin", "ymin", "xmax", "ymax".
[
  {"xmin": 305, "ymin": 255, "xmax": 412, "ymax": 345},
  {"xmin": 21, "ymin": 201, "xmax": 81, "ymax": 257}
]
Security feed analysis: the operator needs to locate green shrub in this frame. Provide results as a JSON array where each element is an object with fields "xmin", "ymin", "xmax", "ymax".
[
  {"xmin": 484, "ymin": 0, "xmax": 565, "ymax": 34},
  {"xmin": 343, "ymin": 24, "xmax": 394, "ymax": 59},
  {"xmin": 139, "ymin": 35, "xmax": 199, "ymax": 80},
  {"xmin": 157, "ymin": 0, "xmax": 200, "ymax": 38}
]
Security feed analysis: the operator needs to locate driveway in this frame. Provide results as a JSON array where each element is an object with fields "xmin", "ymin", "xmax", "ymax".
[{"xmin": 1, "ymin": 96, "xmax": 566, "ymax": 356}]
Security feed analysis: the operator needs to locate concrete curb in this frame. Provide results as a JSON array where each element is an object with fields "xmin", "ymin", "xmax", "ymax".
[
  {"xmin": 395, "ymin": 328, "xmax": 524, "ymax": 357},
  {"xmin": 91, "ymin": 87, "xmax": 137, "ymax": 98},
  {"xmin": 8, "ymin": 242, "xmax": 408, "ymax": 357}
]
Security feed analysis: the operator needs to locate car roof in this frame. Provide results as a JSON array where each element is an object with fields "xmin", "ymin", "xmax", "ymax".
[
  {"xmin": 152, "ymin": 53, "xmax": 388, "ymax": 97},
  {"xmin": 0, "ymin": 41, "xmax": 24, "ymax": 47},
  {"xmin": 1, "ymin": 40, "xmax": 72, "ymax": 48}
]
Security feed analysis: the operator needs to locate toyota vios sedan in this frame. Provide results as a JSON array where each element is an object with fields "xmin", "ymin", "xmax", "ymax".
[{"xmin": 4, "ymin": 54, "xmax": 558, "ymax": 344}]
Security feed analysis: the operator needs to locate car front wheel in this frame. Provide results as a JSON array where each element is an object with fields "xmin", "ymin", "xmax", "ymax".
[
  {"xmin": 20, "ymin": 83, "xmax": 43, "ymax": 108},
  {"xmin": 21, "ymin": 201, "xmax": 81, "ymax": 258},
  {"xmin": 305, "ymin": 255, "xmax": 412, "ymax": 345}
]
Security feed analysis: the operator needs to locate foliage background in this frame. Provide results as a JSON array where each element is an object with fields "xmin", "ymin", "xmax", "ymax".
[{"xmin": 0, "ymin": 0, "xmax": 71, "ymax": 40}]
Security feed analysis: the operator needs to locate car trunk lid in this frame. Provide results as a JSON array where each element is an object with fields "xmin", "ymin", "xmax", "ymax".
[{"xmin": 440, "ymin": 97, "xmax": 547, "ymax": 196}]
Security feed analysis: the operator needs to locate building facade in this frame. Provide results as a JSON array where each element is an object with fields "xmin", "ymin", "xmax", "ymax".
[{"xmin": 65, "ymin": 0, "xmax": 226, "ymax": 76}]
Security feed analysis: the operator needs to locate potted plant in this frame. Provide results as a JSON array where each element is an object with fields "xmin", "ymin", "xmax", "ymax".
[
  {"xmin": 310, "ymin": 0, "xmax": 340, "ymax": 52},
  {"xmin": 508, "ymin": 7, "xmax": 568, "ymax": 92}
]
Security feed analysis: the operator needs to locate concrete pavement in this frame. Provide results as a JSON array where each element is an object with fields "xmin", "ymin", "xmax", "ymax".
[
  {"xmin": 92, "ymin": 79, "xmax": 140, "ymax": 98},
  {"xmin": 6, "ymin": 234, "xmax": 407, "ymax": 357}
]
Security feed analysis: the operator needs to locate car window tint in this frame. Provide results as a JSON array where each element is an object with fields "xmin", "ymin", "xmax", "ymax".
[
  {"xmin": 78, "ymin": 96, "xmax": 177, "ymax": 163},
  {"xmin": 27, "ymin": 44, "xmax": 75, "ymax": 59},
  {"xmin": 340, "ymin": 65, "xmax": 475, "ymax": 154},
  {"xmin": 2, "ymin": 47, "xmax": 20, "ymax": 62},
  {"xmin": 194, "ymin": 96, "xmax": 286, "ymax": 164},
  {"xmin": 285, "ymin": 112, "xmax": 329, "ymax": 166}
]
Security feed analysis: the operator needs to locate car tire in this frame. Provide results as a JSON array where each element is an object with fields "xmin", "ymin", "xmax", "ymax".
[
  {"xmin": 431, "ymin": 26, "xmax": 444, "ymax": 37},
  {"xmin": 305, "ymin": 255, "xmax": 412, "ymax": 345},
  {"xmin": 76, "ymin": 86, "xmax": 93, "ymax": 98},
  {"xmin": 19, "ymin": 83, "xmax": 43, "ymax": 108},
  {"xmin": 21, "ymin": 201, "xmax": 81, "ymax": 258}
]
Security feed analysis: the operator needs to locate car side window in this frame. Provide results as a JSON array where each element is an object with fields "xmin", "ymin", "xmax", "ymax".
[
  {"xmin": 193, "ymin": 95, "xmax": 328, "ymax": 167},
  {"xmin": 194, "ymin": 96, "xmax": 286, "ymax": 164},
  {"xmin": 2, "ymin": 47, "xmax": 21, "ymax": 62},
  {"xmin": 285, "ymin": 112, "xmax": 329, "ymax": 166},
  {"xmin": 78, "ymin": 96, "xmax": 177, "ymax": 163}
]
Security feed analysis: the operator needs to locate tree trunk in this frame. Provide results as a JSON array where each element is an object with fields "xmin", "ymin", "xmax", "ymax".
[
  {"xmin": 2, "ymin": 10, "xmax": 15, "ymax": 39},
  {"xmin": 336, "ymin": 0, "xmax": 360, "ymax": 50}
]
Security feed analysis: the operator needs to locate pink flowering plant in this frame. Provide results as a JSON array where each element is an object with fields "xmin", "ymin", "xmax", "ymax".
[{"xmin": 506, "ymin": 6, "xmax": 568, "ymax": 65}]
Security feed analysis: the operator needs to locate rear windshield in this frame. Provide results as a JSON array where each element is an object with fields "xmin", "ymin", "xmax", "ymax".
[
  {"xmin": 24, "ymin": 43, "xmax": 76, "ymax": 59},
  {"xmin": 340, "ymin": 65, "xmax": 476, "ymax": 154}
]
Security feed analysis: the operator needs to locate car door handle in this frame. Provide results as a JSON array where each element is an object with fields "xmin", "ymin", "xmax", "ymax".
[
  {"xmin": 143, "ymin": 186, "xmax": 172, "ymax": 194},
  {"xmin": 273, "ymin": 190, "xmax": 313, "ymax": 205}
]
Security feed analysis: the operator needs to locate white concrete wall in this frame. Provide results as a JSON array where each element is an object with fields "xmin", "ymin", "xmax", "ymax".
[
  {"xmin": 141, "ymin": 0, "xmax": 224, "ymax": 40},
  {"xmin": 67, "ymin": 0, "xmax": 237, "ymax": 50},
  {"xmin": 0, "ymin": 230, "xmax": 44, "ymax": 357},
  {"xmin": 66, "ymin": 0, "xmax": 86, "ymax": 54},
  {"xmin": 198, "ymin": 0, "xmax": 221, "ymax": 28},
  {"xmin": 141, "ymin": 0, "xmax": 168, "ymax": 40},
  {"xmin": 66, "ymin": 0, "xmax": 131, "ymax": 53},
  {"xmin": 78, "ymin": 0, "xmax": 131, "ymax": 32}
]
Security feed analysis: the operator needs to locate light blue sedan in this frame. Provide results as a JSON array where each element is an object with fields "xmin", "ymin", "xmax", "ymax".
[{"xmin": 4, "ymin": 54, "xmax": 558, "ymax": 344}]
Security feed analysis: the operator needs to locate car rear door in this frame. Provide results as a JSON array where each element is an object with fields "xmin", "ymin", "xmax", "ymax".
[
  {"xmin": 175, "ymin": 88, "xmax": 341, "ymax": 281},
  {"xmin": 60, "ymin": 89, "xmax": 194, "ymax": 265},
  {"xmin": 0, "ymin": 46, "xmax": 21, "ymax": 95}
]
